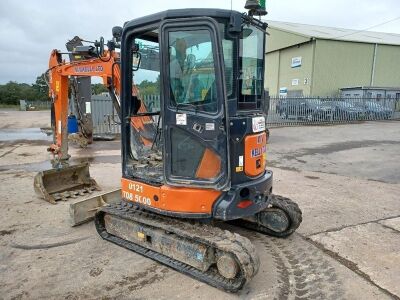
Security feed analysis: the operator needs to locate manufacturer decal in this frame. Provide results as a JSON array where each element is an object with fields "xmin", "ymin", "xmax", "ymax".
[
  {"xmin": 251, "ymin": 146, "xmax": 266, "ymax": 157},
  {"xmin": 74, "ymin": 65, "xmax": 104, "ymax": 73}
]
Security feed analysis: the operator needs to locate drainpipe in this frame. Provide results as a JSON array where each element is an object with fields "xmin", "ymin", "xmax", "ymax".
[
  {"xmin": 310, "ymin": 38, "xmax": 316, "ymax": 96},
  {"xmin": 371, "ymin": 43, "xmax": 378, "ymax": 86},
  {"xmin": 276, "ymin": 50, "xmax": 280, "ymax": 96}
]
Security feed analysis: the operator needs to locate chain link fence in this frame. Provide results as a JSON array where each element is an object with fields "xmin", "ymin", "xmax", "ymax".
[{"xmin": 266, "ymin": 96, "xmax": 400, "ymax": 127}]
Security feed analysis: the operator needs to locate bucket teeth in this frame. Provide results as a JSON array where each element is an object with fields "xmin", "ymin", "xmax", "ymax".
[{"xmin": 33, "ymin": 162, "xmax": 100, "ymax": 204}]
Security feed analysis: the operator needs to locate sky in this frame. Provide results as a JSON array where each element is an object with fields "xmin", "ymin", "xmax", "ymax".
[{"xmin": 0, "ymin": 0, "xmax": 399, "ymax": 84}]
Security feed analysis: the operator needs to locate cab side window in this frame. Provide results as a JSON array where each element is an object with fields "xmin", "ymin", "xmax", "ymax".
[{"xmin": 168, "ymin": 30, "xmax": 217, "ymax": 112}]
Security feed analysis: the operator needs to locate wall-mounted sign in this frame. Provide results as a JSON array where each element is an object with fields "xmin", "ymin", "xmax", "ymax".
[
  {"xmin": 291, "ymin": 56, "xmax": 302, "ymax": 68},
  {"xmin": 279, "ymin": 87, "xmax": 288, "ymax": 97},
  {"xmin": 292, "ymin": 79, "xmax": 299, "ymax": 86}
]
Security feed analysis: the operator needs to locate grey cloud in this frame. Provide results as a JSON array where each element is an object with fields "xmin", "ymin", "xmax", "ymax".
[{"xmin": 0, "ymin": 0, "xmax": 399, "ymax": 83}]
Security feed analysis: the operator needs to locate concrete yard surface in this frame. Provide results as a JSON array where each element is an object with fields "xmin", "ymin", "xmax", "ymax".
[{"xmin": 0, "ymin": 110, "xmax": 399, "ymax": 299}]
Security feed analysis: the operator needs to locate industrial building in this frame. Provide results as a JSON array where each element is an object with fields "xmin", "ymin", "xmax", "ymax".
[
  {"xmin": 339, "ymin": 86, "xmax": 400, "ymax": 99},
  {"xmin": 264, "ymin": 21, "xmax": 400, "ymax": 97}
]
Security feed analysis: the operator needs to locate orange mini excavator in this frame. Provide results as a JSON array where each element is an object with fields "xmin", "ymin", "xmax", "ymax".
[
  {"xmin": 37, "ymin": 1, "xmax": 302, "ymax": 292},
  {"xmin": 34, "ymin": 29, "xmax": 157, "ymax": 203},
  {"xmin": 93, "ymin": 3, "xmax": 302, "ymax": 292}
]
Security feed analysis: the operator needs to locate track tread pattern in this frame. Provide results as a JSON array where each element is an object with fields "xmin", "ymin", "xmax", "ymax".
[{"xmin": 94, "ymin": 202, "xmax": 260, "ymax": 292}]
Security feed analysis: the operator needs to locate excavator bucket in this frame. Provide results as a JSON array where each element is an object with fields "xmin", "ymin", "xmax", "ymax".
[{"xmin": 34, "ymin": 162, "xmax": 100, "ymax": 204}]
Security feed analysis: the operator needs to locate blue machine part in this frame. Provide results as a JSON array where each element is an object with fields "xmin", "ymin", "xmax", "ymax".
[{"xmin": 67, "ymin": 115, "xmax": 79, "ymax": 134}]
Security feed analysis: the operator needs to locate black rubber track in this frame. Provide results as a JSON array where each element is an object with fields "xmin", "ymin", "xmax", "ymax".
[
  {"xmin": 233, "ymin": 194, "xmax": 302, "ymax": 238},
  {"xmin": 94, "ymin": 202, "xmax": 259, "ymax": 292}
]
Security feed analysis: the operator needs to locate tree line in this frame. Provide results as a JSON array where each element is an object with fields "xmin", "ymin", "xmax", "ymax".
[
  {"xmin": 0, "ymin": 73, "xmax": 159, "ymax": 105},
  {"xmin": 0, "ymin": 75, "xmax": 49, "ymax": 105},
  {"xmin": 0, "ymin": 75, "xmax": 110, "ymax": 105}
]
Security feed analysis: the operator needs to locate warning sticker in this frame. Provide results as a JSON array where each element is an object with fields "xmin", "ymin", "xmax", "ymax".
[
  {"xmin": 85, "ymin": 102, "xmax": 91, "ymax": 114},
  {"xmin": 252, "ymin": 116, "xmax": 265, "ymax": 133},
  {"xmin": 238, "ymin": 155, "xmax": 244, "ymax": 167},
  {"xmin": 235, "ymin": 166, "xmax": 243, "ymax": 172},
  {"xmin": 176, "ymin": 113, "xmax": 187, "ymax": 125},
  {"xmin": 205, "ymin": 123, "xmax": 215, "ymax": 131}
]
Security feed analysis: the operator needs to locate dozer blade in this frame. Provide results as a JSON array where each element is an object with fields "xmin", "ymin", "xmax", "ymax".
[
  {"xmin": 69, "ymin": 189, "xmax": 121, "ymax": 226},
  {"xmin": 34, "ymin": 162, "xmax": 100, "ymax": 204}
]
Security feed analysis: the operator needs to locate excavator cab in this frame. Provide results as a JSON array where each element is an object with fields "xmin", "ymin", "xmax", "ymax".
[{"xmin": 120, "ymin": 9, "xmax": 272, "ymax": 218}]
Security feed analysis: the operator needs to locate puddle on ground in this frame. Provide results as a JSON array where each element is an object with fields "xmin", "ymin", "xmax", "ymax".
[
  {"xmin": 0, "ymin": 128, "xmax": 52, "ymax": 142},
  {"xmin": 0, "ymin": 156, "xmax": 121, "ymax": 173},
  {"xmin": 0, "ymin": 127, "xmax": 120, "ymax": 172}
]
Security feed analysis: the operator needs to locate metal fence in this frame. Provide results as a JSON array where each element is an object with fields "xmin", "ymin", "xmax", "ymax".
[
  {"xmin": 266, "ymin": 96, "xmax": 400, "ymax": 127},
  {"xmin": 86, "ymin": 95, "xmax": 400, "ymax": 134},
  {"xmin": 143, "ymin": 94, "xmax": 161, "ymax": 112},
  {"xmin": 91, "ymin": 95, "xmax": 120, "ymax": 134},
  {"xmin": 90, "ymin": 94, "xmax": 160, "ymax": 135}
]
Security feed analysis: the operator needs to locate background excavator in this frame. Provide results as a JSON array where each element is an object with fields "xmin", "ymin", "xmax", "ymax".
[
  {"xmin": 35, "ymin": 1, "xmax": 302, "ymax": 292},
  {"xmin": 34, "ymin": 29, "xmax": 157, "ymax": 203}
]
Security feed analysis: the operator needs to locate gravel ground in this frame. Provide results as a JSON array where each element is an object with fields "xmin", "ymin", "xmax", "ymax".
[{"xmin": 0, "ymin": 110, "xmax": 399, "ymax": 299}]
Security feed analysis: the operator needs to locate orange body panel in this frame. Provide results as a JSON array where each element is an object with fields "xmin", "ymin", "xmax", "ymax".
[
  {"xmin": 195, "ymin": 148, "xmax": 221, "ymax": 179},
  {"xmin": 130, "ymin": 104, "xmax": 155, "ymax": 147},
  {"xmin": 121, "ymin": 178, "xmax": 222, "ymax": 214},
  {"xmin": 244, "ymin": 132, "xmax": 266, "ymax": 177},
  {"xmin": 49, "ymin": 50, "xmax": 121, "ymax": 95}
]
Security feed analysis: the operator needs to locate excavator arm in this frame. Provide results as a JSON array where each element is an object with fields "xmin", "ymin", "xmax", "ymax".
[{"xmin": 47, "ymin": 48, "xmax": 121, "ymax": 165}]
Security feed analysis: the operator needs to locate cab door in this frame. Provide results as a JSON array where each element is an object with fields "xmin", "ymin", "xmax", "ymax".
[{"xmin": 160, "ymin": 18, "xmax": 230, "ymax": 189}]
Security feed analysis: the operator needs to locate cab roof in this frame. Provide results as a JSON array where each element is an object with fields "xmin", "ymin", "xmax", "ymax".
[{"xmin": 124, "ymin": 8, "xmax": 243, "ymax": 31}]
